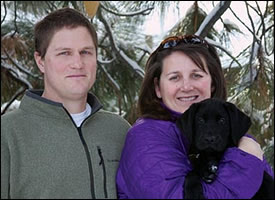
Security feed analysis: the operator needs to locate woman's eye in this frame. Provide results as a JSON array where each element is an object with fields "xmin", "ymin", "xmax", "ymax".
[
  {"xmin": 169, "ymin": 75, "xmax": 179, "ymax": 81},
  {"xmin": 192, "ymin": 73, "xmax": 203, "ymax": 79}
]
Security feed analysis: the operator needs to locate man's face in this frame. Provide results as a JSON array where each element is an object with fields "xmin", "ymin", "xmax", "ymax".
[{"xmin": 35, "ymin": 26, "xmax": 97, "ymax": 104}]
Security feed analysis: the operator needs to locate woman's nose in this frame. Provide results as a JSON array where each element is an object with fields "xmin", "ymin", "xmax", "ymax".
[{"xmin": 180, "ymin": 78, "xmax": 194, "ymax": 91}]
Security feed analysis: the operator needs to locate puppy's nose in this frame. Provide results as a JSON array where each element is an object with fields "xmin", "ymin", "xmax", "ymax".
[{"xmin": 204, "ymin": 135, "xmax": 218, "ymax": 144}]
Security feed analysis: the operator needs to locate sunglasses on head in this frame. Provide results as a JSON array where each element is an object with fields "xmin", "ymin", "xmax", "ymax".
[{"xmin": 158, "ymin": 35, "xmax": 209, "ymax": 50}]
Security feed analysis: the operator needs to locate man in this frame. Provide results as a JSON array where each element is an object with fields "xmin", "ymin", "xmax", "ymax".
[{"xmin": 1, "ymin": 8, "xmax": 131, "ymax": 199}]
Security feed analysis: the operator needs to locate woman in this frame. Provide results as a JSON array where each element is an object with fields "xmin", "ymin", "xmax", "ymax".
[{"xmin": 116, "ymin": 35, "xmax": 273, "ymax": 199}]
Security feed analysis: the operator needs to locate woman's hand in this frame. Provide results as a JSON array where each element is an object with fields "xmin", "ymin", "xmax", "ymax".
[{"xmin": 238, "ymin": 136, "xmax": 264, "ymax": 161}]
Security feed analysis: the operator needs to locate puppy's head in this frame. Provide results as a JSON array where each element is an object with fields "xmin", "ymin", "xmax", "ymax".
[
  {"xmin": 194, "ymin": 99, "xmax": 231, "ymax": 152},
  {"xmin": 176, "ymin": 98, "xmax": 251, "ymax": 154}
]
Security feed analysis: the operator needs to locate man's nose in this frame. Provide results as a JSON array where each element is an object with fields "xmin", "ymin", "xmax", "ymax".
[{"xmin": 70, "ymin": 54, "xmax": 83, "ymax": 69}]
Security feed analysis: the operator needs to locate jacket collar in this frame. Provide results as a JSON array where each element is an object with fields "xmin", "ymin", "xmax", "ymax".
[
  {"xmin": 21, "ymin": 89, "xmax": 102, "ymax": 118},
  {"xmin": 160, "ymin": 101, "xmax": 182, "ymax": 121}
]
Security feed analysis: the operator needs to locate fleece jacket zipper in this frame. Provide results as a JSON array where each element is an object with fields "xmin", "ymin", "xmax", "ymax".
[
  {"xmin": 97, "ymin": 146, "xmax": 108, "ymax": 198},
  {"xmin": 77, "ymin": 127, "xmax": 96, "ymax": 199}
]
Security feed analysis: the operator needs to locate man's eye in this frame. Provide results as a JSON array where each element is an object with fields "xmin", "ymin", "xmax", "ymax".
[
  {"xmin": 81, "ymin": 50, "xmax": 91, "ymax": 55},
  {"xmin": 58, "ymin": 51, "xmax": 70, "ymax": 56}
]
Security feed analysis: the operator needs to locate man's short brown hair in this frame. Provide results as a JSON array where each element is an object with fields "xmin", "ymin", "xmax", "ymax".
[{"xmin": 34, "ymin": 7, "xmax": 97, "ymax": 59}]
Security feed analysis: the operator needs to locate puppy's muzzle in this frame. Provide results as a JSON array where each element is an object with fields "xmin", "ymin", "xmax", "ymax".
[
  {"xmin": 198, "ymin": 135, "xmax": 225, "ymax": 152},
  {"xmin": 204, "ymin": 135, "xmax": 218, "ymax": 144}
]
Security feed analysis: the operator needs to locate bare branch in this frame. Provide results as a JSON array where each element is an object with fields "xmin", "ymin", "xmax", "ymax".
[
  {"xmin": 261, "ymin": 2, "xmax": 274, "ymax": 56},
  {"xmin": 245, "ymin": 2, "xmax": 256, "ymax": 34},
  {"xmin": 100, "ymin": 3, "xmax": 153, "ymax": 17},
  {"xmin": 247, "ymin": 2, "xmax": 261, "ymax": 16},
  {"xmin": 97, "ymin": 62, "xmax": 122, "ymax": 115},
  {"xmin": 244, "ymin": 2, "xmax": 259, "ymax": 86},
  {"xmin": 46, "ymin": 1, "xmax": 58, "ymax": 12},
  {"xmin": 97, "ymin": 58, "xmax": 115, "ymax": 64},
  {"xmin": 205, "ymin": 37, "xmax": 242, "ymax": 69},
  {"xmin": 137, "ymin": 51, "xmax": 147, "ymax": 65},
  {"xmin": 228, "ymin": 6, "xmax": 253, "ymax": 34},
  {"xmin": 97, "ymin": 63, "xmax": 120, "ymax": 92},
  {"xmin": 1, "ymin": 1, "xmax": 7, "ymax": 24},
  {"xmin": 135, "ymin": 46, "xmax": 151, "ymax": 55},
  {"xmin": 11, "ymin": 1, "xmax": 19, "ymax": 37}
]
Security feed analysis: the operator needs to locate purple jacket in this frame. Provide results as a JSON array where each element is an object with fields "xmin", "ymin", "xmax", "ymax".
[{"xmin": 116, "ymin": 111, "xmax": 273, "ymax": 199}]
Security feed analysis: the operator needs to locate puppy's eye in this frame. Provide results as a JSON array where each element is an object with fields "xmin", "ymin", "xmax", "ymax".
[
  {"xmin": 198, "ymin": 117, "xmax": 205, "ymax": 124},
  {"xmin": 218, "ymin": 117, "xmax": 226, "ymax": 124}
]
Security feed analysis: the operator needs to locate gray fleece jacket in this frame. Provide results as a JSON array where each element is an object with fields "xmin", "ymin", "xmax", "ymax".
[{"xmin": 1, "ymin": 90, "xmax": 131, "ymax": 199}]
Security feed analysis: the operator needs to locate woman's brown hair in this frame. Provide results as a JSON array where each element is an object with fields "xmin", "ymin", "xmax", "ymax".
[{"xmin": 138, "ymin": 35, "xmax": 227, "ymax": 121}]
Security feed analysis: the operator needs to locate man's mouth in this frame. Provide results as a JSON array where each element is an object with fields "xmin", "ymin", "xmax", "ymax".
[{"xmin": 66, "ymin": 75, "xmax": 86, "ymax": 78}]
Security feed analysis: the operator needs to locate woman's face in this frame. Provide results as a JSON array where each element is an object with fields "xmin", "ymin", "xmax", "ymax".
[{"xmin": 155, "ymin": 51, "xmax": 213, "ymax": 113}]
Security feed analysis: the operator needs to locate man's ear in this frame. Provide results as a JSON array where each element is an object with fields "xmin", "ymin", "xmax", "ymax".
[
  {"xmin": 34, "ymin": 51, "xmax": 45, "ymax": 73},
  {"xmin": 224, "ymin": 102, "xmax": 251, "ymax": 146},
  {"xmin": 176, "ymin": 103, "xmax": 200, "ymax": 145}
]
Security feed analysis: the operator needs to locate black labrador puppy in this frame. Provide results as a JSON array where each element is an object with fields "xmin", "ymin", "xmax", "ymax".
[{"xmin": 176, "ymin": 98, "xmax": 274, "ymax": 199}]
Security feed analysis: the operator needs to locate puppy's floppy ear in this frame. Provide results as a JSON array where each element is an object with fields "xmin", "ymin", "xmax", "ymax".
[
  {"xmin": 176, "ymin": 103, "xmax": 200, "ymax": 144},
  {"xmin": 224, "ymin": 102, "xmax": 252, "ymax": 146}
]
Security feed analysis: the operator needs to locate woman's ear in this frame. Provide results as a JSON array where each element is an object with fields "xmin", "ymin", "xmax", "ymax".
[
  {"xmin": 154, "ymin": 77, "xmax": 162, "ymax": 98},
  {"xmin": 211, "ymin": 83, "xmax": 215, "ymax": 93},
  {"xmin": 34, "ymin": 51, "xmax": 45, "ymax": 73}
]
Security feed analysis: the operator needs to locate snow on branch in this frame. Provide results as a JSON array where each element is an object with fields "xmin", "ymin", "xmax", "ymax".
[
  {"xmin": 205, "ymin": 37, "xmax": 242, "ymax": 68},
  {"xmin": 1, "ymin": 62, "xmax": 33, "ymax": 89},
  {"xmin": 196, "ymin": 1, "xmax": 231, "ymax": 37},
  {"xmin": 97, "ymin": 62, "xmax": 120, "ymax": 92},
  {"xmin": 118, "ymin": 50, "xmax": 145, "ymax": 78},
  {"xmin": 1, "ymin": 87, "xmax": 25, "ymax": 115},
  {"xmin": 97, "ymin": 6, "xmax": 145, "ymax": 79},
  {"xmin": 3, "ymin": 48, "xmax": 42, "ymax": 79}
]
